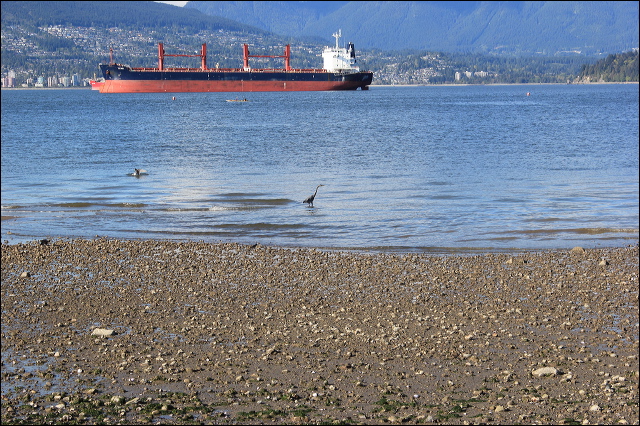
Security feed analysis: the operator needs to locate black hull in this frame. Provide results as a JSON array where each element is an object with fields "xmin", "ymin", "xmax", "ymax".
[{"xmin": 99, "ymin": 64, "xmax": 373, "ymax": 92}]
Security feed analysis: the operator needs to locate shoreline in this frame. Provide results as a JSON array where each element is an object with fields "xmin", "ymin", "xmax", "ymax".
[
  {"xmin": 2, "ymin": 81, "xmax": 637, "ymax": 91},
  {"xmin": 2, "ymin": 238, "xmax": 638, "ymax": 424},
  {"xmin": 2, "ymin": 232, "xmax": 638, "ymax": 256}
]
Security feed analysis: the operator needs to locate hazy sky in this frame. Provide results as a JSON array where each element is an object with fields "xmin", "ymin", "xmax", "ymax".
[{"xmin": 156, "ymin": 1, "xmax": 188, "ymax": 6}]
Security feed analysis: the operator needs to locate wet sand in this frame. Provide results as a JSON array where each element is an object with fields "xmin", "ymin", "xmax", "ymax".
[{"xmin": 1, "ymin": 238, "xmax": 638, "ymax": 424}]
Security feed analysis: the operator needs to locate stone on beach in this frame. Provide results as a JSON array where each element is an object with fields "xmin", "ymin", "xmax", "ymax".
[
  {"xmin": 532, "ymin": 366, "xmax": 559, "ymax": 377},
  {"xmin": 91, "ymin": 328, "xmax": 116, "ymax": 337}
]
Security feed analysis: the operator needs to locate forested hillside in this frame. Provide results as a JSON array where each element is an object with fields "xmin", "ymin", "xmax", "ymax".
[
  {"xmin": 1, "ymin": 1, "xmax": 260, "ymax": 33},
  {"xmin": 578, "ymin": 50, "xmax": 640, "ymax": 83}
]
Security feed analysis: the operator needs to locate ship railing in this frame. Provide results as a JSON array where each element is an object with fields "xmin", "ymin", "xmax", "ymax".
[
  {"xmin": 130, "ymin": 67, "xmax": 243, "ymax": 72},
  {"xmin": 289, "ymin": 69, "xmax": 327, "ymax": 73},
  {"xmin": 128, "ymin": 66, "xmax": 332, "ymax": 73},
  {"xmin": 242, "ymin": 68, "xmax": 328, "ymax": 73}
]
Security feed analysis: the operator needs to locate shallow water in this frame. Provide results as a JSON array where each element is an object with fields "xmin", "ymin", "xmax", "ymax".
[{"xmin": 1, "ymin": 84, "xmax": 638, "ymax": 252}]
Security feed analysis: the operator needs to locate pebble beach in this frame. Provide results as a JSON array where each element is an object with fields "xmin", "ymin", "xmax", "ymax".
[{"xmin": 1, "ymin": 238, "xmax": 638, "ymax": 425}]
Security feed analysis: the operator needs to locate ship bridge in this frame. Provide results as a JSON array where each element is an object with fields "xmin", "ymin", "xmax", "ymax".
[{"xmin": 322, "ymin": 30, "xmax": 360, "ymax": 73}]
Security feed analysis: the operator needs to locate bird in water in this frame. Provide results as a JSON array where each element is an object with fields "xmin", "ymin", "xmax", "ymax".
[
  {"xmin": 134, "ymin": 168, "xmax": 141, "ymax": 177},
  {"xmin": 303, "ymin": 184, "xmax": 324, "ymax": 207}
]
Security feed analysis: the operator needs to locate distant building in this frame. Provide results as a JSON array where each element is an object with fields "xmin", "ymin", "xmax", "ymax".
[
  {"xmin": 2, "ymin": 70, "xmax": 17, "ymax": 87},
  {"xmin": 456, "ymin": 70, "xmax": 490, "ymax": 80},
  {"xmin": 2, "ymin": 76, "xmax": 16, "ymax": 88}
]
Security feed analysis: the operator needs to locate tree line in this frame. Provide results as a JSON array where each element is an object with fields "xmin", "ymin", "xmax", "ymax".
[{"xmin": 577, "ymin": 50, "xmax": 639, "ymax": 83}]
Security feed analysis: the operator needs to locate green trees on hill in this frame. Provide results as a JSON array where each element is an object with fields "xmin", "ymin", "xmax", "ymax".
[
  {"xmin": 578, "ymin": 50, "xmax": 639, "ymax": 82},
  {"xmin": 1, "ymin": 0, "xmax": 258, "ymax": 34}
]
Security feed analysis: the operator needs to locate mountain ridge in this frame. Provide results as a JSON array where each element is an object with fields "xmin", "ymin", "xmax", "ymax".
[{"xmin": 185, "ymin": 1, "xmax": 639, "ymax": 56}]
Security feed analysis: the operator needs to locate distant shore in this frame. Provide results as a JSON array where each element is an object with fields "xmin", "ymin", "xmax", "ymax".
[
  {"xmin": 2, "ymin": 238, "xmax": 637, "ymax": 424},
  {"xmin": 376, "ymin": 81, "xmax": 639, "ymax": 87},
  {"xmin": 2, "ymin": 81, "xmax": 637, "ymax": 91}
]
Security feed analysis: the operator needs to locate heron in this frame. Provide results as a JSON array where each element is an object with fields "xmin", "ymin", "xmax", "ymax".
[{"xmin": 303, "ymin": 184, "xmax": 324, "ymax": 207}]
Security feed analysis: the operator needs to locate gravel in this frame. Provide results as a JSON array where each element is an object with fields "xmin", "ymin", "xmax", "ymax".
[{"xmin": 2, "ymin": 238, "xmax": 638, "ymax": 424}]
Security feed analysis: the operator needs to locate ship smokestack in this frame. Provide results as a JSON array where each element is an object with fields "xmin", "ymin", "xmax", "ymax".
[{"xmin": 348, "ymin": 42, "xmax": 356, "ymax": 61}]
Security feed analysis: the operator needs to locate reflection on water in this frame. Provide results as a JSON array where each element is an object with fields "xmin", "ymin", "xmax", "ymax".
[{"xmin": 1, "ymin": 85, "xmax": 638, "ymax": 252}]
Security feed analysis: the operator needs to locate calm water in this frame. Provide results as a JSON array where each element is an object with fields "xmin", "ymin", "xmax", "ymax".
[{"xmin": 1, "ymin": 85, "xmax": 638, "ymax": 252}]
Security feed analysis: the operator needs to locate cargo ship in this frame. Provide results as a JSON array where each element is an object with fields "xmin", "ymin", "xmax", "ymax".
[{"xmin": 97, "ymin": 30, "xmax": 372, "ymax": 93}]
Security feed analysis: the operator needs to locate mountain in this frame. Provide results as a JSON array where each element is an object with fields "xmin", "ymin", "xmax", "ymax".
[
  {"xmin": 2, "ymin": 0, "xmax": 636, "ymax": 86},
  {"xmin": 1, "ymin": 0, "xmax": 264, "ymax": 34},
  {"xmin": 186, "ymin": 1, "xmax": 639, "ymax": 56},
  {"xmin": 184, "ymin": 1, "xmax": 349, "ymax": 37}
]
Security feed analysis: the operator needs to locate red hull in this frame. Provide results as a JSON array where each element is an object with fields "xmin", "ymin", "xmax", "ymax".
[
  {"xmin": 89, "ymin": 80, "xmax": 104, "ymax": 91},
  {"xmin": 99, "ymin": 79, "xmax": 367, "ymax": 93}
]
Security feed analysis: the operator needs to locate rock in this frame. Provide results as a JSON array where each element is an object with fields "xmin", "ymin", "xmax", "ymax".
[
  {"xmin": 571, "ymin": 246, "xmax": 585, "ymax": 253},
  {"xmin": 125, "ymin": 397, "xmax": 140, "ymax": 405},
  {"xmin": 20, "ymin": 271, "xmax": 31, "ymax": 278},
  {"xmin": 532, "ymin": 367, "xmax": 559, "ymax": 377},
  {"xmin": 91, "ymin": 328, "xmax": 116, "ymax": 337}
]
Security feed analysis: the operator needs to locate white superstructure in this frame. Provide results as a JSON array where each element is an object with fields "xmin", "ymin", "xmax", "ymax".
[{"xmin": 322, "ymin": 30, "xmax": 360, "ymax": 73}]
